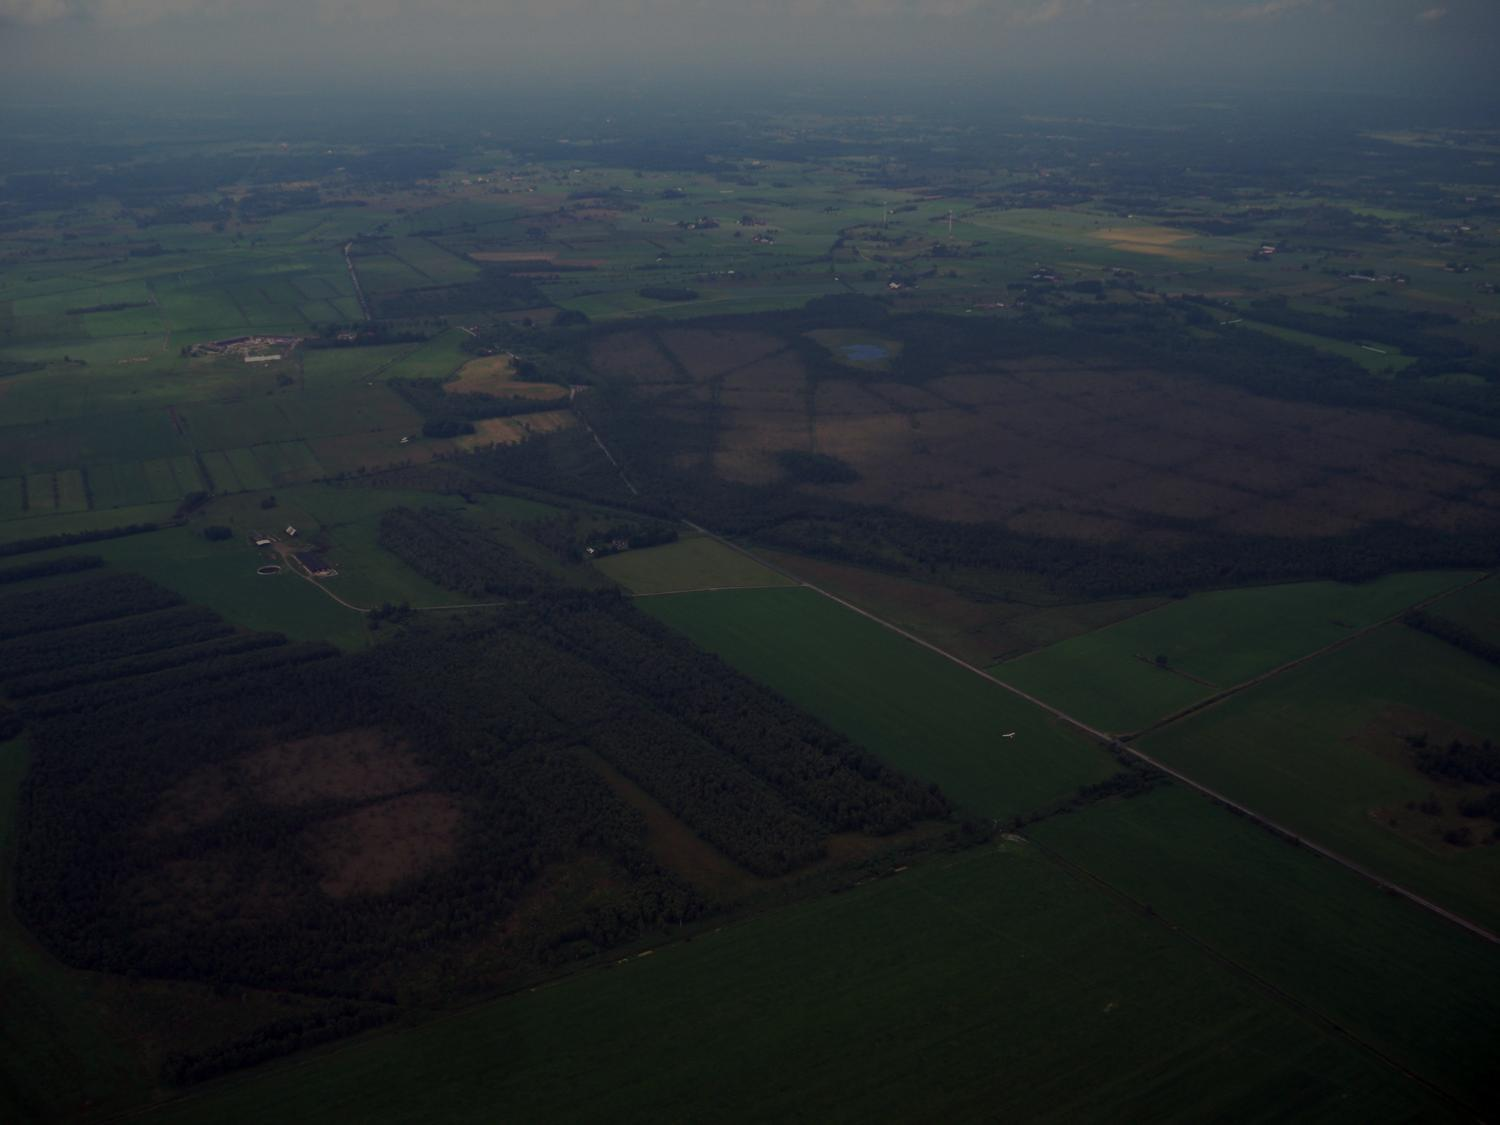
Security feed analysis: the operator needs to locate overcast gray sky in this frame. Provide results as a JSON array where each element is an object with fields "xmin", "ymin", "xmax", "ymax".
[{"xmin": 2, "ymin": 0, "xmax": 1496, "ymax": 100}]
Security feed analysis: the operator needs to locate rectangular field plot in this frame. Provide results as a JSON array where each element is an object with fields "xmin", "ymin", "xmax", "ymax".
[
  {"xmin": 143, "ymin": 844, "xmax": 1448, "ymax": 1125},
  {"xmin": 105, "ymin": 461, "xmax": 155, "ymax": 509},
  {"xmin": 0, "ymin": 478, "xmax": 23, "ymax": 520},
  {"xmin": 54, "ymin": 469, "xmax": 89, "ymax": 513},
  {"xmin": 277, "ymin": 386, "xmax": 422, "ymax": 441},
  {"xmin": 180, "ymin": 398, "xmax": 300, "ymax": 451},
  {"xmin": 199, "ymin": 451, "xmax": 243, "ymax": 494},
  {"xmin": 642, "ymin": 586, "xmax": 1117, "ymax": 819},
  {"xmin": 249, "ymin": 441, "xmax": 325, "ymax": 485},
  {"xmin": 143, "ymin": 458, "xmax": 185, "ymax": 503},
  {"xmin": 225, "ymin": 448, "xmax": 273, "ymax": 491},
  {"xmin": 993, "ymin": 571, "xmax": 1475, "ymax": 734},
  {"xmin": 22, "ymin": 474, "xmax": 57, "ymax": 513},
  {"xmin": 168, "ymin": 456, "xmax": 204, "ymax": 495},
  {"xmin": 0, "ymin": 503, "xmax": 178, "ymax": 545},
  {"xmin": 82, "ymin": 464, "xmax": 124, "ymax": 511},
  {"xmin": 597, "ymin": 536, "xmax": 796, "ymax": 595},
  {"xmin": 1141, "ymin": 622, "xmax": 1500, "ymax": 933},
  {"xmin": 0, "ymin": 410, "xmax": 188, "ymax": 478}
]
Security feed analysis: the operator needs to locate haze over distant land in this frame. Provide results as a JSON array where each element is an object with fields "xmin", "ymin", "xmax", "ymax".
[{"xmin": 1, "ymin": 0, "xmax": 1498, "ymax": 100}]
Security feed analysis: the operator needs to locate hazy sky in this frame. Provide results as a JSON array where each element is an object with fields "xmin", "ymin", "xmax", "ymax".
[{"xmin": 2, "ymin": 0, "xmax": 1497, "ymax": 100}]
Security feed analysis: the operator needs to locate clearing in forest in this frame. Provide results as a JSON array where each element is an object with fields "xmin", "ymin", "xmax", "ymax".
[{"xmin": 595, "ymin": 535, "xmax": 796, "ymax": 595}]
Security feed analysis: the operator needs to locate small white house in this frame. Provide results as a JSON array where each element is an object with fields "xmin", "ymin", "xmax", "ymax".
[{"xmin": 285, "ymin": 525, "xmax": 298, "ymax": 537}]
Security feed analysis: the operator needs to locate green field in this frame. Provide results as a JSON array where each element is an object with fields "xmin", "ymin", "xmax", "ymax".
[
  {"xmin": 1140, "ymin": 621, "xmax": 1500, "ymax": 931},
  {"xmin": 0, "ymin": 502, "xmax": 180, "ymax": 545},
  {"xmin": 595, "ymin": 535, "xmax": 796, "ymax": 595},
  {"xmin": 141, "ymin": 841, "xmax": 1450, "ymax": 1125},
  {"xmin": 1425, "ymin": 575, "xmax": 1500, "ymax": 645},
  {"xmin": 65, "ymin": 528, "xmax": 375, "ymax": 650},
  {"xmin": 993, "ymin": 572, "xmax": 1475, "ymax": 733},
  {"xmin": 642, "ymin": 587, "xmax": 1119, "ymax": 818},
  {"xmin": 1029, "ymin": 785, "xmax": 1500, "ymax": 1116}
]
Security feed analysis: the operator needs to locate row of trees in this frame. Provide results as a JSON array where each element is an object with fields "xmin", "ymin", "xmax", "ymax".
[
  {"xmin": 0, "ymin": 605, "xmax": 231, "ymax": 681},
  {"xmin": 533, "ymin": 603, "xmax": 950, "ymax": 836},
  {"xmin": 1405, "ymin": 609, "xmax": 1500, "ymax": 668},
  {"xmin": 6, "ymin": 632, "xmax": 288, "ymax": 700},
  {"xmin": 0, "ymin": 553, "xmax": 102, "ymax": 585},
  {"xmin": 0, "ymin": 572, "xmax": 182, "ymax": 642},
  {"xmin": 0, "ymin": 522, "xmax": 159, "ymax": 560}
]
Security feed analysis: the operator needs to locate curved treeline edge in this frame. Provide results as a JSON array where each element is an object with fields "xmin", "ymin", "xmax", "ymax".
[
  {"xmin": 14, "ymin": 572, "xmax": 961, "ymax": 1077},
  {"xmin": 162, "ymin": 1004, "xmax": 397, "ymax": 1087},
  {"xmin": 0, "ymin": 554, "xmax": 104, "ymax": 585}
]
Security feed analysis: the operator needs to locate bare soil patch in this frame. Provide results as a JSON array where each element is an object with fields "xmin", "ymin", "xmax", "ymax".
[
  {"xmin": 867, "ymin": 382, "xmax": 950, "ymax": 412},
  {"xmin": 449, "ymin": 356, "xmax": 568, "ymax": 400},
  {"xmin": 722, "ymin": 351, "xmax": 808, "ymax": 394},
  {"xmin": 470, "ymin": 250, "xmax": 558, "ymax": 263},
  {"xmin": 308, "ymin": 792, "xmax": 464, "ymax": 898},
  {"xmin": 147, "ymin": 766, "xmax": 236, "ymax": 837},
  {"xmin": 666, "ymin": 354, "xmax": 1500, "ymax": 543},
  {"xmin": 657, "ymin": 328, "xmax": 786, "ymax": 381},
  {"xmin": 589, "ymin": 331, "xmax": 680, "ymax": 383},
  {"xmin": 241, "ymin": 728, "xmax": 427, "ymax": 806}
]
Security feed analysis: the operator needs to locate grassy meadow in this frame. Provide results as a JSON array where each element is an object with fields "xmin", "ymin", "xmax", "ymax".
[
  {"xmin": 1140, "ymin": 620, "xmax": 1500, "ymax": 932},
  {"xmin": 141, "ymin": 842, "xmax": 1452, "ymax": 1125},
  {"xmin": 993, "ymin": 571, "xmax": 1476, "ymax": 733},
  {"xmin": 641, "ymin": 586, "xmax": 1120, "ymax": 819},
  {"xmin": 1029, "ymin": 785, "xmax": 1500, "ymax": 1117},
  {"xmin": 595, "ymin": 535, "xmax": 796, "ymax": 595}
]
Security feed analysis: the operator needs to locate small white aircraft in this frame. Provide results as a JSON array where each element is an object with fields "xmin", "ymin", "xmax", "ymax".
[{"xmin": 1001, "ymin": 732, "xmax": 1017, "ymax": 740}]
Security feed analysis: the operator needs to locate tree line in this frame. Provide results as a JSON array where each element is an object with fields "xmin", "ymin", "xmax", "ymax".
[
  {"xmin": 0, "ymin": 605, "xmax": 232, "ymax": 681},
  {"xmin": 0, "ymin": 553, "xmax": 103, "ymax": 586},
  {"xmin": 0, "ymin": 522, "xmax": 159, "ymax": 560},
  {"xmin": 378, "ymin": 506, "xmax": 555, "ymax": 598},
  {"xmin": 1405, "ymin": 607, "xmax": 1500, "ymax": 668},
  {"xmin": 15, "ymin": 570, "xmax": 957, "ymax": 1077},
  {"xmin": 0, "ymin": 572, "xmax": 182, "ymax": 642}
]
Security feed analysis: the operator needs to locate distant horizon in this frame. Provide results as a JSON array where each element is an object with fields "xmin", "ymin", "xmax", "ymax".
[{"xmin": 3, "ymin": 0, "xmax": 1497, "ymax": 111}]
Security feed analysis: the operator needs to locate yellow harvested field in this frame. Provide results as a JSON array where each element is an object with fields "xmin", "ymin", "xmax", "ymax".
[
  {"xmin": 469, "ymin": 250, "xmax": 559, "ymax": 262},
  {"xmin": 454, "ymin": 409, "xmax": 575, "ymax": 450},
  {"xmin": 1091, "ymin": 226, "xmax": 1193, "ymax": 246},
  {"xmin": 448, "ymin": 356, "xmax": 568, "ymax": 400},
  {"xmin": 454, "ymin": 418, "xmax": 528, "ymax": 449},
  {"xmin": 513, "ymin": 409, "xmax": 576, "ymax": 435},
  {"xmin": 1107, "ymin": 242, "xmax": 1205, "ymax": 260}
]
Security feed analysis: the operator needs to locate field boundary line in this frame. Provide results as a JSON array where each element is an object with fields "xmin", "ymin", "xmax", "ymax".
[
  {"xmin": 685, "ymin": 524, "xmax": 1500, "ymax": 947},
  {"xmin": 631, "ymin": 582, "xmax": 802, "ymax": 598},
  {"xmin": 343, "ymin": 241, "xmax": 371, "ymax": 321},
  {"xmin": 1120, "ymin": 572, "xmax": 1493, "ymax": 742},
  {"xmin": 570, "ymin": 388, "xmax": 640, "ymax": 495}
]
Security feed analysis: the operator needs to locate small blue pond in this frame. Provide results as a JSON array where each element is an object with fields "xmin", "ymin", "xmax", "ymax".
[{"xmin": 839, "ymin": 343, "xmax": 889, "ymax": 362}]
